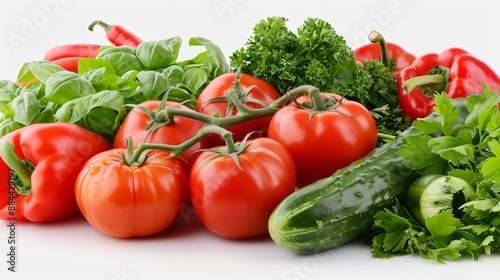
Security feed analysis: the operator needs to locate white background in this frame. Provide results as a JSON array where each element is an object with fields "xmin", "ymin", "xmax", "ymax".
[{"xmin": 1, "ymin": 0, "xmax": 500, "ymax": 279}]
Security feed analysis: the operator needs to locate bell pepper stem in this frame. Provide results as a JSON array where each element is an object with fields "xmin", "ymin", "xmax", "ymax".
[
  {"xmin": 368, "ymin": 31, "xmax": 391, "ymax": 69},
  {"xmin": 402, "ymin": 74, "xmax": 447, "ymax": 94},
  {"xmin": 0, "ymin": 140, "xmax": 32, "ymax": 193}
]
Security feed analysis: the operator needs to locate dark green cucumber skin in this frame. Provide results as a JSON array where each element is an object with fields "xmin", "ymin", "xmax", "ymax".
[{"xmin": 268, "ymin": 99, "xmax": 469, "ymax": 254}]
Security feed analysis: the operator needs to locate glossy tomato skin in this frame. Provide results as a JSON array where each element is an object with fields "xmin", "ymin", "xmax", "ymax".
[
  {"xmin": 75, "ymin": 149, "xmax": 187, "ymax": 238},
  {"xmin": 268, "ymin": 93, "xmax": 378, "ymax": 188},
  {"xmin": 195, "ymin": 73, "xmax": 281, "ymax": 147},
  {"xmin": 113, "ymin": 100, "xmax": 207, "ymax": 172},
  {"xmin": 189, "ymin": 138, "xmax": 296, "ymax": 239}
]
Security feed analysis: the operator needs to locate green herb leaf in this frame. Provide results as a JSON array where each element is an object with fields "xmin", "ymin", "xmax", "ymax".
[
  {"xmin": 45, "ymin": 71, "xmax": 96, "ymax": 104},
  {"xmin": 163, "ymin": 65, "xmax": 184, "ymax": 85},
  {"xmin": 481, "ymin": 140, "xmax": 500, "ymax": 182},
  {"xmin": 0, "ymin": 80, "xmax": 22, "ymax": 113},
  {"xmin": 98, "ymin": 46, "xmax": 144, "ymax": 76},
  {"xmin": 373, "ymin": 88, "xmax": 500, "ymax": 262},
  {"xmin": 398, "ymin": 134, "xmax": 442, "ymax": 169},
  {"xmin": 136, "ymin": 36, "xmax": 182, "ymax": 69},
  {"xmin": 186, "ymin": 37, "xmax": 229, "ymax": 79},
  {"xmin": 181, "ymin": 65, "xmax": 209, "ymax": 99},
  {"xmin": 11, "ymin": 91, "xmax": 40, "ymax": 125},
  {"xmin": 428, "ymin": 136, "xmax": 475, "ymax": 166},
  {"xmin": 56, "ymin": 90, "xmax": 124, "ymax": 123},
  {"xmin": 230, "ymin": 17, "xmax": 371, "ymax": 97},
  {"xmin": 136, "ymin": 71, "xmax": 168, "ymax": 101},
  {"xmin": 77, "ymin": 58, "xmax": 116, "ymax": 76},
  {"xmin": 426, "ymin": 210, "xmax": 461, "ymax": 237},
  {"xmin": 0, "ymin": 120, "xmax": 24, "ymax": 138},
  {"xmin": 55, "ymin": 90, "xmax": 125, "ymax": 140},
  {"xmin": 433, "ymin": 92, "xmax": 460, "ymax": 136},
  {"xmin": 21, "ymin": 60, "xmax": 65, "ymax": 84}
]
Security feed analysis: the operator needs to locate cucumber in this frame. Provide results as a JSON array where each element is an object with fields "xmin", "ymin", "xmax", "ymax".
[
  {"xmin": 406, "ymin": 174, "xmax": 475, "ymax": 226},
  {"xmin": 268, "ymin": 99, "xmax": 470, "ymax": 254}
]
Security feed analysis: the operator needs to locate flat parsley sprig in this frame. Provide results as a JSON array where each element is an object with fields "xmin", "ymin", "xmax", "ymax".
[{"xmin": 371, "ymin": 87, "xmax": 500, "ymax": 262}]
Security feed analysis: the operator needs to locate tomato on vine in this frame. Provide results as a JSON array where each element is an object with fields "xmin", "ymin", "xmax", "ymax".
[
  {"xmin": 189, "ymin": 136, "xmax": 296, "ymax": 239},
  {"xmin": 75, "ymin": 146, "xmax": 187, "ymax": 238},
  {"xmin": 195, "ymin": 71, "xmax": 281, "ymax": 147},
  {"xmin": 113, "ymin": 99, "xmax": 207, "ymax": 172},
  {"xmin": 268, "ymin": 92, "xmax": 378, "ymax": 188}
]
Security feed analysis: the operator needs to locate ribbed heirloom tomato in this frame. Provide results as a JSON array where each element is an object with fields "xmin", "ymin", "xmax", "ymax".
[
  {"xmin": 75, "ymin": 149, "xmax": 187, "ymax": 238},
  {"xmin": 268, "ymin": 92, "xmax": 378, "ymax": 188},
  {"xmin": 189, "ymin": 137, "xmax": 296, "ymax": 239}
]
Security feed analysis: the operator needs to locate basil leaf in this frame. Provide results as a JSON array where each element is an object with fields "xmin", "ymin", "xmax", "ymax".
[
  {"xmin": 82, "ymin": 68, "xmax": 108, "ymax": 84},
  {"xmin": 136, "ymin": 71, "xmax": 168, "ymax": 100},
  {"xmin": 182, "ymin": 64, "xmax": 209, "ymax": 97},
  {"xmin": 11, "ymin": 91, "xmax": 40, "ymax": 125},
  {"xmin": 183, "ymin": 37, "xmax": 229, "ymax": 78},
  {"xmin": 99, "ymin": 46, "xmax": 144, "ymax": 76},
  {"xmin": 0, "ymin": 119, "xmax": 24, "ymax": 138},
  {"xmin": 56, "ymin": 90, "xmax": 124, "ymax": 123},
  {"xmin": 0, "ymin": 80, "xmax": 22, "ymax": 113},
  {"xmin": 121, "ymin": 70, "xmax": 140, "ymax": 82},
  {"xmin": 45, "ymin": 71, "xmax": 96, "ymax": 104},
  {"xmin": 78, "ymin": 58, "xmax": 116, "ymax": 76},
  {"xmin": 163, "ymin": 65, "xmax": 184, "ymax": 85},
  {"xmin": 166, "ymin": 86, "xmax": 195, "ymax": 107},
  {"xmin": 93, "ymin": 75, "xmax": 141, "ymax": 98},
  {"xmin": 79, "ymin": 107, "xmax": 123, "ymax": 142},
  {"xmin": 17, "ymin": 62, "xmax": 36, "ymax": 83},
  {"xmin": 31, "ymin": 108, "xmax": 56, "ymax": 124},
  {"xmin": 136, "ymin": 36, "xmax": 182, "ymax": 69},
  {"xmin": 22, "ymin": 60, "xmax": 65, "ymax": 84},
  {"xmin": 21, "ymin": 80, "xmax": 45, "ymax": 100}
]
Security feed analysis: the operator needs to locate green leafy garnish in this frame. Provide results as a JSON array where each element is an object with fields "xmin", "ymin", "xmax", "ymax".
[
  {"xmin": 230, "ymin": 17, "xmax": 406, "ymax": 143},
  {"xmin": 230, "ymin": 17, "xmax": 372, "ymax": 99},
  {"xmin": 372, "ymin": 201, "xmax": 479, "ymax": 263},
  {"xmin": 0, "ymin": 36, "xmax": 229, "ymax": 141},
  {"xmin": 371, "ymin": 87, "xmax": 500, "ymax": 262}
]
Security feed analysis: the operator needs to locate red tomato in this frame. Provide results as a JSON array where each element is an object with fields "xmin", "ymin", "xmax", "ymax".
[
  {"xmin": 114, "ymin": 100, "xmax": 207, "ymax": 172},
  {"xmin": 189, "ymin": 137, "xmax": 296, "ymax": 239},
  {"xmin": 75, "ymin": 149, "xmax": 187, "ymax": 238},
  {"xmin": 195, "ymin": 72, "xmax": 281, "ymax": 147},
  {"xmin": 268, "ymin": 93, "xmax": 378, "ymax": 188}
]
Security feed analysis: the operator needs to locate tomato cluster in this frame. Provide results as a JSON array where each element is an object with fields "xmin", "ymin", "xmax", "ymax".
[{"xmin": 14, "ymin": 73, "xmax": 377, "ymax": 240}]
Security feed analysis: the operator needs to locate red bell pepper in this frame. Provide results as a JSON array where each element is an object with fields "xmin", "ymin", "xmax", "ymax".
[
  {"xmin": 354, "ymin": 31, "xmax": 416, "ymax": 76},
  {"xmin": 398, "ymin": 47, "xmax": 500, "ymax": 120},
  {"xmin": 0, "ymin": 123, "xmax": 110, "ymax": 222}
]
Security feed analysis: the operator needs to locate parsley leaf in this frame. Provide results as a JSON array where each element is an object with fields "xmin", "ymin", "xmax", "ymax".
[
  {"xmin": 230, "ymin": 16, "xmax": 372, "ymax": 103},
  {"xmin": 372, "ymin": 87, "xmax": 500, "ymax": 262}
]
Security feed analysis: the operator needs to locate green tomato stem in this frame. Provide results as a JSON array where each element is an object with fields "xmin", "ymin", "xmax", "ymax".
[
  {"xmin": 0, "ymin": 140, "xmax": 32, "ymax": 195},
  {"xmin": 128, "ymin": 84, "xmax": 322, "ymax": 163},
  {"xmin": 307, "ymin": 86, "xmax": 326, "ymax": 111},
  {"xmin": 132, "ymin": 125, "xmax": 236, "ymax": 159},
  {"xmin": 267, "ymin": 85, "xmax": 319, "ymax": 109}
]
